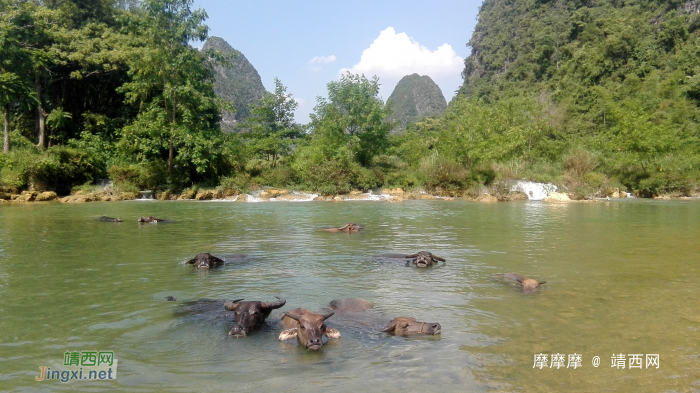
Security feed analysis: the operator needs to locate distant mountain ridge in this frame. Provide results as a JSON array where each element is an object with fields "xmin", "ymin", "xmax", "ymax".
[
  {"xmin": 387, "ymin": 74, "xmax": 447, "ymax": 130},
  {"xmin": 202, "ymin": 36, "xmax": 266, "ymax": 131}
]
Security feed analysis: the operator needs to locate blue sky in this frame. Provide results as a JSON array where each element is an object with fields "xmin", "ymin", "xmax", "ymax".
[{"xmin": 192, "ymin": 0, "xmax": 484, "ymax": 123}]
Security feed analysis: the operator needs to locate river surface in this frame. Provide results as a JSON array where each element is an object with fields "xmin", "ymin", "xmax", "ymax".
[{"xmin": 0, "ymin": 199, "xmax": 698, "ymax": 392}]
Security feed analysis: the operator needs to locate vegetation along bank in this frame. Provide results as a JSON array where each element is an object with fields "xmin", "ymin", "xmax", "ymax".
[{"xmin": 2, "ymin": 0, "xmax": 700, "ymax": 201}]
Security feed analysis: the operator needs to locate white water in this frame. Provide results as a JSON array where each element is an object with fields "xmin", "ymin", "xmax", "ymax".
[{"xmin": 510, "ymin": 180, "xmax": 557, "ymax": 200}]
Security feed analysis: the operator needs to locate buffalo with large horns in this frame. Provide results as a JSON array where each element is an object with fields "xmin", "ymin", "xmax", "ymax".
[
  {"xmin": 278, "ymin": 308, "xmax": 340, "ymax": 350},
  {"xmin": 382, "ymin": 317, "xmax": 441, "ymax": 336},
  {"xmin": 406, "ymin": 251, "xmax": 446, "ymax": 267},
  {"xmin": 225, "ymin": 297, "xmax": 286, "ymax": 337}
]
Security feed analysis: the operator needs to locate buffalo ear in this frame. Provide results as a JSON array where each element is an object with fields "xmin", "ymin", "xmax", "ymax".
[
  {"xmin": 278, "ymin": 328, "xmax": 298, "ymax": 341},
  {"xmin": 185, "ymin": 257, "xmax": 197, "ymax": 264},
  {"xmin": 325, "ymin": 328, "xmax": 341, "ymax": 339},
  {"xmin": 284, "ymin": 312, "xmax": 301, "ymax": 321},
  {"xmin": 381, "ymin": 320, "xmax": 397, "ymax": 332}
]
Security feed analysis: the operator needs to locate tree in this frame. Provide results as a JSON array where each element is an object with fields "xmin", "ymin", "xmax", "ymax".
[
  {"xmin": 242, "ymin": 78, "xmax": 302, "ymax": 165},
  {"xmin": 0, "ymin": 0, "xmax": 38, "ymax": 153},
  {"xmin": 309, "ymin": 72, "xmax": 392, "ymax": 166},
  {"xmin": 118, "ymin": 0, "xmax": 222, "ymax": 183}
]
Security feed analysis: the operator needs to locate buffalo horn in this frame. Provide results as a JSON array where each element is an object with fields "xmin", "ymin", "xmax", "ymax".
[
  {"xmin": 322, "ymin": 311, "xmax": 335, "ymax": 320},
  {"xmin": 539, "ymin": 281, "xmax": 547, "ymax": 285},
  {"xmin": 224, "ymin": 299, "xmax": 244, "ymax": 311},
  {"xmin": 432, "ymin": 255, "xmax": 446, "ymax": 262},
  {"xmin": 261, "ymin": 297, "xmax": 286, "ymax": 310},
  {"xmin": 405, "ymin": 254, "xmax": 418, "ymax": 258}
]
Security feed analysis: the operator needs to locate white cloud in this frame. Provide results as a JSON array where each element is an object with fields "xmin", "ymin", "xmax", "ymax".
[
  {"xmin": 341, "ymin": 27, "xmax": 463, "ymax": 80},
  {"xmin": 294, "ymin": 97, "xmax": 306, "ymax": 107},
  {"xmin": 309, "ymin": 55, "xmax": 337, "ymax": 65}
]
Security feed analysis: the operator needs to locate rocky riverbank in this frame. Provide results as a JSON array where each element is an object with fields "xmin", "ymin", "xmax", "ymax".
[{"xmin": 1, "ymin": 185, "xmax": 696, "ymax": 204}]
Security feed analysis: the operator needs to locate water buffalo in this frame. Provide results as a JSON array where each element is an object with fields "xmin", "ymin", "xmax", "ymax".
[
  {"xmin": 97, "ymin": 216, "xmax": 122, "ymax": 222},
  {"xmin": 503, "ymin": 272, "xmax": 546, "ymax": 292},
  {"xmin": 382, "ymin": 317, "xmax": 441, "ymax": 336},
  {"xmin": 322, "ymin": 223, "xmax": 365, "ymax": 232},
  {"xmin": 330, "ymin": 298, "xmax": 374, "ymax": 313},
  {"xmin": 186, "ymin": 253, "xmax": 225, "ymax": 269},
  {"xmin": 225, "ymin": 297, "xmax": 286, "ymax": 337},
  {"xmin": 138, "ymin": 216, "xmax": 165, "ymax": 223},
  {"xmin": 278, "ymin": 308, "xmax": 340, "ymax": 350},
  {"xmin": 406, "ymin": 251, "xmax": 446, "ymax": 267}
]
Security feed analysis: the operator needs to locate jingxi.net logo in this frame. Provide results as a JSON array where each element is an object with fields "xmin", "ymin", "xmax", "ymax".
[{"xmin": 36, "ymin": 351, "xmax": 118, "ymax": 383}]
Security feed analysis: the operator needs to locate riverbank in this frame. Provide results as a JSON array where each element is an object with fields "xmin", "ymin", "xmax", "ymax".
[{"xmin": 2, "ymin": 183, "xmax": 697, "ymax": 204}]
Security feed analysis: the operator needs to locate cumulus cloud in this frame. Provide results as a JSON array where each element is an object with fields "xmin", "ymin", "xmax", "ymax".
[
  {"xmin": 341, "ymin": 27, "xmax": 463, "ymax": 80},
  {"xmin": 309, "ymin": 55, "xmax": 337, "ymax": 65}
]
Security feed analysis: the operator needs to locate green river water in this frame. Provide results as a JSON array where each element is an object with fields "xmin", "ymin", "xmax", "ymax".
[{"xmin": 0, "ymin": 199, "xmax": 698, "ymax": 392}]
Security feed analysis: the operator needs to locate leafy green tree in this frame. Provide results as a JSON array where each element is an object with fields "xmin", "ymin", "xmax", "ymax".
[
  {"xmin": 0, "ymin": 0, "xmax": 38, "ymax": 153},
  {"xmin": 242, "ymin": 78, "xmax": 302, "ymax": 166},
  {"xmin": 309, "ymin": 72, "xmax": 392, "ymax": 166},
  {"xmin": 117, "ymin": 0, "xmax": 221, "ymax": 184}
]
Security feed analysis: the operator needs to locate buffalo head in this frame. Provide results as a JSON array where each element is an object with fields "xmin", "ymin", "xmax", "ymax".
[
  {"xmin": 225, "ymin": 297, "xmax": 286, "ymax": 337},
  {"xmin": 323, "ymin": 223, "xmax": 365, "ymax": 232},
  {"xmin": 503, "ymin": 273, "xmax": 546, "ymax": 292},
  {"xmin": 186, "ymin": 253, "xmax": 225, "ymax": 269},
  {"xmin": 279, "ymin": 308, "xmax": 340, "ymax": 350},
  {"xmin": 406, "ymin": 251, "xmax": 446, "ymax": 268},
  {"xmin": 382, "ymin": 317, "xmax": 441, "ymax": 336}
]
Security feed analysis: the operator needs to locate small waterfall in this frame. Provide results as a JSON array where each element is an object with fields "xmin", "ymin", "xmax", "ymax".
[
  {"xmin": 510, "ymin": 180, "xmax": 557, "ymax": 201},
  {"xmin": 139, "ymin": 190, "xmax": 154, "ymax": 200},
  {"xmin": 244, "ymin": 190, "xmax": 264, "ymax": 203}
]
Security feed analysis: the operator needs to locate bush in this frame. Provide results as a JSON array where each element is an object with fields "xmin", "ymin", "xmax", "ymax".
[{"xmin": 564, "ymin": 149, "xmax": 598, "ymax": 177}]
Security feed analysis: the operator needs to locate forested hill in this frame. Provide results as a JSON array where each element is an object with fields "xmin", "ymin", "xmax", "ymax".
[
  {"xmin": 202, "ymin": 37, "xmax": 266, "ymax": 130},
  {"xmin": 460, "ymin": 0, "xmax": 700, "ymax": 133},
  {"xmin": 418, "ymin": 0, "xmax": 700, "ymax": 196},
  {"xmin": 387, "ymin": 73, "xmax": 447, "ymax": 130}
]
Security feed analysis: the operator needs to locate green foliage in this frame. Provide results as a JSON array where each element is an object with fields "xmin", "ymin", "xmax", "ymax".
[
  {"xmin": 309, "ymin": 73, "xmax": 392, "ymax": 167},
  {"xmin": 240, "ymin": 78, "xmax": 303, "ymax": 165},
  {"xmin": 0, "ymin": 146, "xmax": 104, "ymax": 194}
]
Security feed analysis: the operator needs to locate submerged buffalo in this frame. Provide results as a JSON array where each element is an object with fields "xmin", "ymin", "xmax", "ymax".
[
  {"xmin": 503, "ymin": 273, "xmax": 547, "ymax": 292},
  {"xmin": 279, "ymin": 308, "xmax": 340, "ymax": 350},
  {"xmin": 382, "ymin": 317, "xmax": 441, "ymax": 336},
  {"xmin": 225, "ymin": 297, "xmax": 286, "ymax": 337},
  {"xmin": 330, "ymin": 298, "xmax": 374, "ymax": 313},
  {"xmin": 138, "ymin": 216, "xmax": 166, "ymax": 223},
  {"xmin": 406, "ymin": 251, "xmax": 446, "ymax": 267},
  {"xmin": 322, "ymin": 223, "xmax": 365, "ymax": 232},
  {"xmin": 186, "ymin": 253, "xmax": 225, "ymax": 269},
  {"xmin": 97, "ymin": 216, "xmax": 122, "ymax": 222}
]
